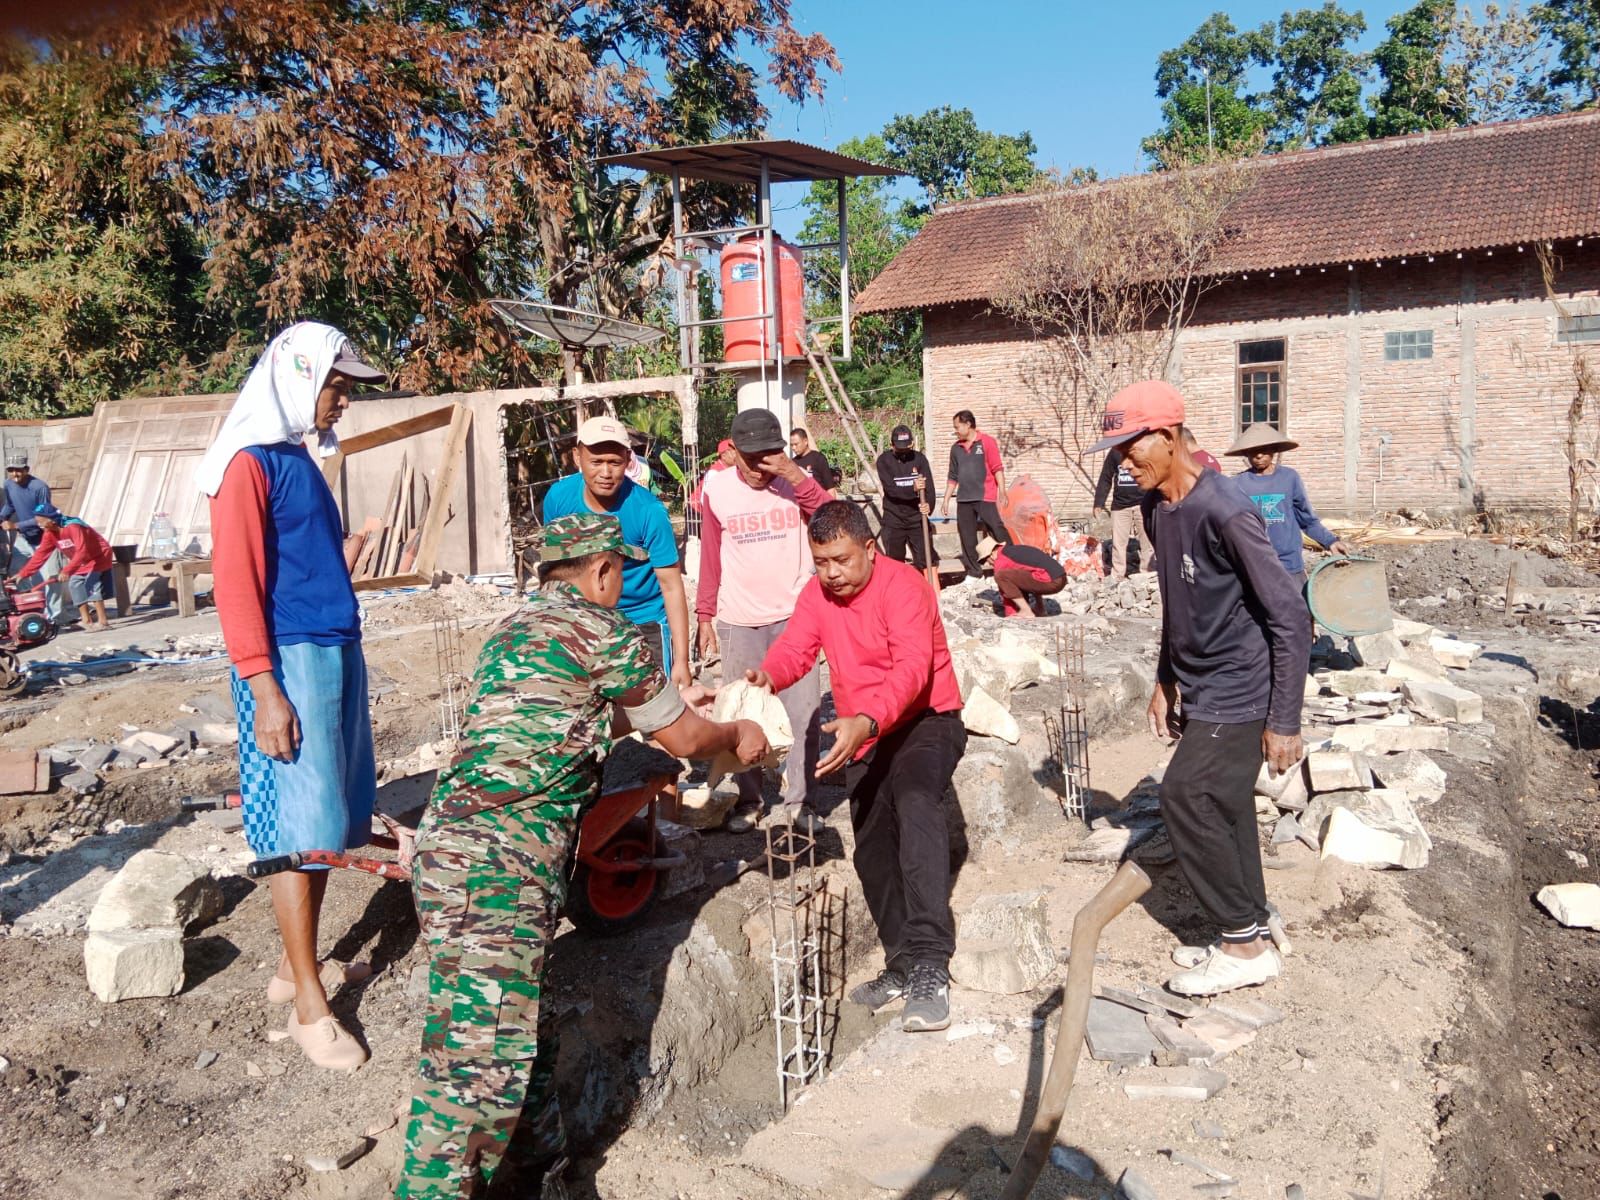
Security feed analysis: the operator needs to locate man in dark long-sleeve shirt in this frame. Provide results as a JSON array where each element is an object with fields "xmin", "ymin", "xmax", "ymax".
[
  {"xmin": 1091, "ymin": 449, "xmax": 1151, "ymax": 578},
  {"xmin": 875, "ymin": 425, "xmax": 938, "ymax": 571},
  {"xmin": 1087, "ymin": 380, "xmax": 1309, "ymax": 997}
]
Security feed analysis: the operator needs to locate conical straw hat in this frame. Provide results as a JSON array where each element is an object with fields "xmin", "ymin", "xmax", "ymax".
[{"xmin": 1225, "ymin": 423, "xmax": 1299, "ymax": 456}]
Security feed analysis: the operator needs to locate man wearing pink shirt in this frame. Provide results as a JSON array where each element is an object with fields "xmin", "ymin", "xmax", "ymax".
[
  {"xmin": 696, "ymin": 408, "xmax": 830, "ymax": 831},
  {"xmin": 749, "ymin": 501, "xmax": 967, "ymax": 1033}
]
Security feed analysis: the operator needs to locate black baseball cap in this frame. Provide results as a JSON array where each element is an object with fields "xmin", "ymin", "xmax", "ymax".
[
  {"xmin": 891, "ymin": 424, "xmax": 914, "ymax": 449},
  {"xmin": 729, "ymin": 408, "xmax": 786, "ymax": 454}
]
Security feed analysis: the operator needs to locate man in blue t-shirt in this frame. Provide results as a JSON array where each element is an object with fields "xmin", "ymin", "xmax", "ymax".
[
  {"xmin": 1224, "ymin": 423, "xmax": 1348, "ymax": 581},
  {"xmin": 541, "ymin": 415, "xmax": 690, "ymax": 688}
]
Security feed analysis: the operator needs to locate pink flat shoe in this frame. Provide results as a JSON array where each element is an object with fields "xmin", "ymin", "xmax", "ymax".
[
  {"xmin": 286, "ymin": 1011, "xmax": 369, "ymax": 1072},
  {"xmin": 265, "ymin": 959, "xmax": 372, "ymax": 1005}
]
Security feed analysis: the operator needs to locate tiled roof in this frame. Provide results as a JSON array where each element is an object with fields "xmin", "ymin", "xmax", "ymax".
[{"xmin": 855, "ymin": 110, "xmax": 1600, "ymax": 314}]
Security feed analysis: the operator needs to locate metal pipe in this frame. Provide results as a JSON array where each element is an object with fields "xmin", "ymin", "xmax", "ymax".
[
  {"xmin": 837, "ymin": 175, "xmax": 851, "ymax": 362},
  {"xmin": 1000, "ymin": 860, "xmax": 1152, "ymax": 1200},
  {"xmin": 674, "ymin": 221, "xmax": 773, "ymax": 242},
  {"xmin": 671, "ymin": 170, "xmax": 691, "ymax": 368}
]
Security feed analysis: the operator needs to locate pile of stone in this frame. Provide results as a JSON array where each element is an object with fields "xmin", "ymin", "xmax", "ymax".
[
  {"xmin": 1253, "ymin": 616, "xmax": 1487, "ymax": 869},
  {"xmin": 1052, "ymin": 570, "xmax": 1161, "ymax": 618},
  {"xmin": 83, "ymin": 849, "xmax": 222, "ymax": 1002},
  {"xmin": 47, "ymin": 711, "xmax": 236, "ymax": 796},
  {"xmin": 1085, "ymin": 983, "xmax": 1286, "ymax": 1101}
]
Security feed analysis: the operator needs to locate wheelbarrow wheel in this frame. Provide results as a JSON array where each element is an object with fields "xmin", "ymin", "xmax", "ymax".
[
  {"xmin": 567, "ymin": 818, "xmax": 662, "ymax": 937},
  {"xmin": 0, "ymin": 650, "xmax": 25, "ymax": 698}
]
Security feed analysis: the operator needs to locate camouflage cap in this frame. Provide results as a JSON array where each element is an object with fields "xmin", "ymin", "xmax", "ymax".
[{"xmin": 539, "ymin": 513, "xmax": 648, "ymax": 563}]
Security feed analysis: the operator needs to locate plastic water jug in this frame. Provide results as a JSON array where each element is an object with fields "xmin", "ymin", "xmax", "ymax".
[{"xmin": 149, "ymin": 512, "xmax": 179, "ymax": 559}]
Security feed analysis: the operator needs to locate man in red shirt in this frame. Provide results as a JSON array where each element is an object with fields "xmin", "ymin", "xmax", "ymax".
[
  {"xmin": 20, "ymin": 505, "xmax": 115, "ymax": 630},
  {"xmin": 941, "ymin": 409, "xmax": 1009, "ymax": 578},
  {"xmin": 749, "ymin": 500, "xmax": 966, "ymax": 1033}
]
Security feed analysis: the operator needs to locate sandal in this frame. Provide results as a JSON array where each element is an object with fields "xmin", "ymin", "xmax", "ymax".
[{"xmin": 265, "ymin": 959, "xmax": 372, "ymax": 1005}]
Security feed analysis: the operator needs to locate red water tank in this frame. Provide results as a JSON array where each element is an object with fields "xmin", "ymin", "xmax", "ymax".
[{"xmin": 720, "ymin": 233, "xmax": 805, "ymax": 362}]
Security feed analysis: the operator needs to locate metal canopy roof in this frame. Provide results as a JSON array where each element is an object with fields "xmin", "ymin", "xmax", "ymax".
[
  {"xmin": 489, "ymin": 299, "xmax": 667, "ymax": 350},
  {"xmin": 596, "ymin": 139, "xmax": 904, "ymax": 185}
]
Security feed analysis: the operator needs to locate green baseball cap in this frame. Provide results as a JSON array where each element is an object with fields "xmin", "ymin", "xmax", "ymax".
[{"xmin": 539, "ymin": 513, "xmax": 648, "ymax": 563}]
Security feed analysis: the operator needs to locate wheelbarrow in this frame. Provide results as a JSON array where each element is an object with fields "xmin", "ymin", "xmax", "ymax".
[{"xmin": 180, "ymin": 769, "xmax": 685, "ymax": 936}]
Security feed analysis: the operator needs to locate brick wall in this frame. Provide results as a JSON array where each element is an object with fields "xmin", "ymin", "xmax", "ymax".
[{"xmin": 921, "ymin": 244, "xmax": 1600, "ymax": 518}]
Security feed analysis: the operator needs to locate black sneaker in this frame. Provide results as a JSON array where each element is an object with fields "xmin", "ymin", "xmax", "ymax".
[
  {"xmin": 900, "ymin": 962, "xmax": 951, "ymax": 1032},
  {"xmin": 848, "ymin": 967, "xmax": 906, "ymax": 1010}
]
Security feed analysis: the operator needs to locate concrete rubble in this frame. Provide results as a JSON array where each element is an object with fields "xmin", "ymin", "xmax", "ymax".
[
  {"xmin": 705, "ymin": 681, "xmax": 792, "ymax": 789},
  {"xmin": 959, "ymin": 686, "xmax": 1020, "ymax": 743},
  {"xmin": 1535, "ymin": 882, "xmax": 1600, "ymax": 930}
]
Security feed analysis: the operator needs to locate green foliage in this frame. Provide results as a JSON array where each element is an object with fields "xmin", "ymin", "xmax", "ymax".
[
  {"xmin": 797, "ymin": 107, "xmax": 1040, "ymax": 410},
  {"xmin": 1534, "ymin": 0, "xmax": 1600, "ymax": 105},
  {"xmin": 1149, "ymin": 2, "xmax": 1577, "ymax": 161},
  {"xmin": 0, "ymin": 42, "xmax": 210, "ymax": 417}
]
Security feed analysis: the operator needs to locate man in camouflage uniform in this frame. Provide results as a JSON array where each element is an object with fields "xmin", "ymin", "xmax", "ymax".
[{"xmin": 397, "ymin": 513, "xmax": 767, "ymax": 1200}]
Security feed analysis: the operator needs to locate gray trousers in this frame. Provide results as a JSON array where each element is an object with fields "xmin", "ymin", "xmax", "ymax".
[{"xmin": 717, "ymin": 617, "xmax": 821, "ymax": 810}]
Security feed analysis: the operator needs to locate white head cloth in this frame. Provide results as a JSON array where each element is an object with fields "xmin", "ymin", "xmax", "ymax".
[{"xmin": 196, "ymin": 321, "xmax": 354, "ymax": 497}]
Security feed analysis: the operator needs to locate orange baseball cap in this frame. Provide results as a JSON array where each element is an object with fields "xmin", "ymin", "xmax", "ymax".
[{"xmin": 1085, "ymin": 380, "xmax": 1187, "ymax": 454}]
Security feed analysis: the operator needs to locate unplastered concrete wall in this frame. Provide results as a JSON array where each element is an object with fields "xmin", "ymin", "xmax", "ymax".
[{"xmin": 920, "ymin": 243, "xmax": 1600, "ymax": 518}]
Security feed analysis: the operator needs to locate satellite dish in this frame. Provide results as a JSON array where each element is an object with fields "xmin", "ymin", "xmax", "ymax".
[{"xmin": 490, "ymin": 299, "xmax": 667, "ymax": 350}]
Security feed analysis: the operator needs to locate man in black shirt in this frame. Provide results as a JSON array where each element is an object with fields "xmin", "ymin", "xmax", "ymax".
[
  {"xmin": 1086, "ymin": 379, "xmax": 1309, "ymax": 997},
  {"xmin": 789, "ymin": 427, "xmax": 838, "ymax": 492},
  {"xmin": 874, "ymin": 425, "xmax": 938, "ymax": 571},
  {"xmin": 1092, "ymin": 449, "xmax": 1152, "ymax": 578}
]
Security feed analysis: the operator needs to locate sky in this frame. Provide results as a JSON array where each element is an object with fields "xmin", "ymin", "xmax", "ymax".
[{"xmin": 755, "ymin": 0, "xmax": 1416, "ymax": 227}]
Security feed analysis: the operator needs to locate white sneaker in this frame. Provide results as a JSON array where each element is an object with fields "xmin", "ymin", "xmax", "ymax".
[
  {"xmin": 1167, "ymin": 946, "xmax": 1283, "ymax": 996},
  {"xmin": 1172, "ymin": 942, "xmax": 1220, "ymax": 969}
]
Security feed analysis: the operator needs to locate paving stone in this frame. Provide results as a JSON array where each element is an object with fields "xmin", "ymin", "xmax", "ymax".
[
  {"xmin": 1136, "ymin": 987, "xmax": 1207, "ymax": 1020},
  {"xmin": 1098, "ymin": 985, "xmax": 1165, "ymax": 1015},
  {"xmin": 1373, "ymin": 750, "xmax": 1447, "ymax": 803},
  {"xmin": 1182, "ymin": 1012, "xmax": 1257, "ymax": 1062},
  {"xmin": 1208, "ymin": 999, "xmax": 1285, "ymax": 1029},
  {"xmin": 1086, "ymin": 996, "xmax": 1162, "ymax": 1065},
  {"xmin": 1121, "ymin": 1066, "xmax": 1229, "ymax": 1101},
  {"xmin": 1321, "ymin": 669, "xmax": 1391, "ymax": 698},
  {"xmin": 61, "ymin": 770, "xmax": 103, "ymax": 796},
  {"xmin": 1327, "ymin": 723, "xmax": 1449, "ymax": 754},
  {"xmin": 74, "ymin": 744, "xmax": 116, "ymax": 773},
  {"xmin": 1146, "ymin": 1013, "xmax": 1218, "ymax": 1067},
  {"xmin": 1063, "ymin": 824, "xmax": 1158, "ymax": 863},
  {"xmin": 1384, "ymin": 656, "xmax": 1446, "ymax": 684},
  {"xmin": 128, "ymin": 730, "xmax": 182, "ymax": 757},
  {"xmin": 1401, "ymin": 678, "xmax": 1484, "ymax": 725}
]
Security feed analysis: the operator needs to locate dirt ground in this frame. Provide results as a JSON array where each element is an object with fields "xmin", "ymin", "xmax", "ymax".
[{"xmin": 0, "ymin": 543, "xmax": 1597, "ymax": 1200}]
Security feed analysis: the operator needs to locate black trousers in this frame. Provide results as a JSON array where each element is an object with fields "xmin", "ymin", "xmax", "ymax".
[
  {"xmin": 879, "ymin": 502, "xmax": 937, "ymax": 570},
  {"xmin": 1159, "ymin": 718, "xmax": 1270, "ymax": 940},
  {"xmin": 956, "ymin": 501, "xmax": 1008, "ymax": 576},
  {"xmin": 845, "ymin": 710, "xmax": 968, "ymax": 972}
]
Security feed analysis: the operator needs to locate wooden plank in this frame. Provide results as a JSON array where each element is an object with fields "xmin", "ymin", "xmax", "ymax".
[
  {"xmin": 381, "ymin": 462, "xmax": 415, "ymax": 578},
  {"xmin": 360, "ymin": 456, "xmax": 407, "ymax": 580},
  {"xmin": 321, "ymin": 405, "xmax": 458, "ymax": 485},
  {"xmin": 353, "ymin": 571, "xmax": 428, "ymax": 593},
  {"xmin": 344, "ymin": 515, "xmax": 381, "ymax": 573},
  {"xmin": 352, "ymin": 526, "xmax": 385, "ymax": 579},
  {"xmin": 410, "ymin": 405, "xmax": 473, "ymax": 581}
]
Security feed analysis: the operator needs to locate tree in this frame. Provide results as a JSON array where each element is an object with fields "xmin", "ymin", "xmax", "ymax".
[
  {"xmin": 1372, "ymin": 1, "xmax": 1552, "ymax": 134},
  {"xmin": 880, "ymin": 106, "xmax": 1041, "ymax": 228},
  {"xmin": 0, "ymin": 39, "xmax": 211, "ymax": 416},
  {"xmin": 1534, "ymin": 0, "xmax": 1600, "ymax": 106},
  {"xmin": 1265, "ymin": 3, "xmax": 1371, "ymax": 146},
  {"xmin": 991, "ymin": 150, "xmax": 1259, "ymax": 495},
  {"xmin": 1144, "ymin": 12, "xmax": 1276, "ymax": 160},
  {"xmin": 62, "ymin": 0, "xmax": 838, "ymax": 392},
  {"xmin": 797, "ymin": 109, "xmax": 1041, "ymax": 400}
]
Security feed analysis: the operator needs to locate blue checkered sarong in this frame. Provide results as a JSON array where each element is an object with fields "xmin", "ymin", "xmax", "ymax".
[{"xmin": 230, "ymin": 641, "xmax": 376, "ymax": 865}]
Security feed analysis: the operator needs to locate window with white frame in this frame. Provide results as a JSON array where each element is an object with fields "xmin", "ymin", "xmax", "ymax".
[{"xmin": 1384, "ymin": 330, "xmax": 1433, "ymax": 360}]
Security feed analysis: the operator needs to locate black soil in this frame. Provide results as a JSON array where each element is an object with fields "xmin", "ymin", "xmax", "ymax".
[{"xmin": 1417, "ymin": 693, "xmax": 1600, "ymax": 1200}]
